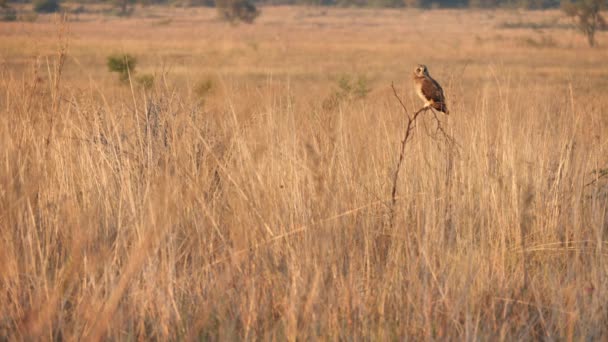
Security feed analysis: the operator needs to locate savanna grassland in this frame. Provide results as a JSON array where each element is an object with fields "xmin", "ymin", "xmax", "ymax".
[{"xmin": 1, "ymin": 6, "xmax": 608, "ymax": 339}]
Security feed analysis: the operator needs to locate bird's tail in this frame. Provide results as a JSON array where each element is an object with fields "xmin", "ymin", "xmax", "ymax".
[{"xmin": 432, "ymin": 102, "xmax": 449, "ymax": 115}]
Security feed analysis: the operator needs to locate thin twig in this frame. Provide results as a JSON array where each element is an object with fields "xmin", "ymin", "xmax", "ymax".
[
  {"xmin": 391, "ymin": 82, "xmax": 411, "ymax": 120},
  {"xmin": 429, "ymin": 107, "xmax": 461, "ymax": 152}
]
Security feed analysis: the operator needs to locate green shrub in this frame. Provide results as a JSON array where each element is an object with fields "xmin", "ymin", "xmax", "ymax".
[
  {"xmin": 323, "ymin": 74, "xmax": 372, "ymax": 110},
  {"xmin": 136, "ymin": 74, "xmax": 155, "ymax": 90},
  {"xmin": 33, "ymin": 0, "xmax": 60, "ymax": 13},
  {"xmin": 0, "ymin": 7, "xmax": 17, "ymax": 21},
  {"xmin": 194, "ymin": 78, "xmax": 214, "ymax": 102},
  {"xmin": 107, "ymin": 54, "xmax": 137, "ymax": 83},
  {"xmin": 336, "ymin": 74, "xmax": 372, "ymax": 100}
]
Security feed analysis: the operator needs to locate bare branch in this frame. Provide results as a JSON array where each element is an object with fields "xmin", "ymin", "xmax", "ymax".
[
  {"xmin": 388, "ymin": 83, "xmax": 459, "ymax": 231},
  {"xmin": 388, "ymin": 84, "xmax": 429, "ymax": 229},
  {"xmin": 391, "ymin": 82, "xmax": 411, "ymax": 120},
  {"xmin": 429, "ymin": 108, "xmax": 461, "ymax": 152}
]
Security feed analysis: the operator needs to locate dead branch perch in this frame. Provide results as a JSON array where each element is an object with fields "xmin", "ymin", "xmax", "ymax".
[
  {"xmin": 387, "ymin": 82, "xmax": 458, "ymax": 231},
  {"xmin": 388, "ymin": 82, "xmax": 428, "ymax": 229}
]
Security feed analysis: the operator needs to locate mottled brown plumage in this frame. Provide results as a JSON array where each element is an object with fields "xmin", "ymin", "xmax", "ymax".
[{"xmin": 413, "ymin": 64, "xmax": 449, "ymax": 114}]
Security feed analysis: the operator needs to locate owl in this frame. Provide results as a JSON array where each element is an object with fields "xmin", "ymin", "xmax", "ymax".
[{"xmin": 413, "ymin": 64, "xmax": 449, "ymax": 114}]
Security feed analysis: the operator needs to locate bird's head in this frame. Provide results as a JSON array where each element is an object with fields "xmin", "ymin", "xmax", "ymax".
[{"xmin": 414, "ymin": 64, "xmax": 428, "ymax": 77}]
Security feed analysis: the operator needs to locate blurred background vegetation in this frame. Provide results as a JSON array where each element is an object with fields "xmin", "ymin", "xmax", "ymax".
[
  {"xmin": 1, "ymin": 0, "xmax": 605, "ymax": 36},
  {"xmin": 1, "ymin": 0, "xmax": 594, "ymax": 11}
]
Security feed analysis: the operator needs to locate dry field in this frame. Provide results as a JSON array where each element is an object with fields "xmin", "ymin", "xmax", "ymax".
[{"xmin": 1, "ymin": 5, "xmax": 608, "ymax": 339}]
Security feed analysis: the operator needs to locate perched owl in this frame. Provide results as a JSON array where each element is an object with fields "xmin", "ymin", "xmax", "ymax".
[{"xmin": 413, "ymin": 64, "xmax": 449, "ymax": 114}]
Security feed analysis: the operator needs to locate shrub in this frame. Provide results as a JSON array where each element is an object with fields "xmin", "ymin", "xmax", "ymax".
[
  {"xmin": 33, "ymin": 0, "xmax": 60, "ymax": 13},
  {"xmin": 107, "ymin": 54, "xmax": 137, "ymax": 83},
  {"xmin": 216, "ymin": 0, "xmax": 259, "ymax": 24},
  {"xmin": 193, "ymin": 78, "xmax": 214, "ymax": 105},
  {"xmin": 323, "ymin": 74, "xmax": 372, "ymax": 110},
  {"xmin": 336, "ymin": 74, "xmax": 371, "ymax": 100},
  {"xmin": 0, "ymin": 7, "xmax": 17, "ymax": 21},
  {"xmin": 194, "ymin": 79, "xmax": 214, "ymax": 99},
  {"xmin": 136, "ymin": 74, "xmax": 155, "ymax": 90}
]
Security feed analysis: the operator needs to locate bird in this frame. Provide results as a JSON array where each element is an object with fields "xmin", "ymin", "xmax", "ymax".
[{"xmin": 412, "ymin": 64, "xmax": 449, "ymax": 114}]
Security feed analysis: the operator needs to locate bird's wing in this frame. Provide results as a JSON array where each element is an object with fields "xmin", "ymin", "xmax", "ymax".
[{"xmin": 421, "ymin": 77, "xmax": 445, "ymax": 103}]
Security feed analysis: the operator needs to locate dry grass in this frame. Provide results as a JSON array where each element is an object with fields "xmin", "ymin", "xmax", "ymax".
[{"xmin": 1, "ymin": 6, "xmax": 608, "ymax": 340}]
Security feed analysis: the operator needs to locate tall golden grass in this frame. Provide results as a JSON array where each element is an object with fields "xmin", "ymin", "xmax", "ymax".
[{"xmin": 1, "ymin": 6, "xmax": 608, "ymax": 339}]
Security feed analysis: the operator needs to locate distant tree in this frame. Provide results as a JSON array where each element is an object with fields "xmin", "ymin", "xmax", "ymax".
[
  {"xmin": 562, "ymin": 0, "xmax": 607, "ymax": 47},
  {"xmin": 33, "ymin": 0, "xmax": 61, "ymax": 12},
  {"xmin": 216, "ymin": 0, "xmax": 259, "ymax": 23}
]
